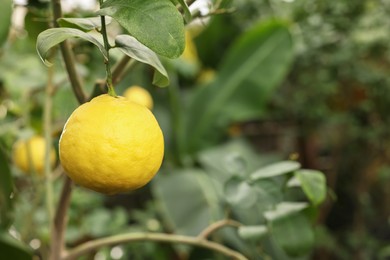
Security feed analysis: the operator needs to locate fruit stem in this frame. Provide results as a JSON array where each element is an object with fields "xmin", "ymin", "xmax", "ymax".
[{"xmin": 99, "ymin": 1, "xmax": 117, "ymax": 97}]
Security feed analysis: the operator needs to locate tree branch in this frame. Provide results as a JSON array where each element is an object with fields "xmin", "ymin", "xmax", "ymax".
[
  {"xmin": 198, "ymin": 219, "xmax": 242, "ymax": 239},
  {"xmin": 50, "ymin": 176, "xmax": 73, "ymax": 260},
  {"xmin": 63, "ymin": 232, "xmax": 248, "ymax": 260},
  {"xmin": 112, "ymin": 55, "xmax": 131, "ymax": 85},
  {"xmin": 52, "ymin": 0, "xmax": 86, "ymax": 104}
]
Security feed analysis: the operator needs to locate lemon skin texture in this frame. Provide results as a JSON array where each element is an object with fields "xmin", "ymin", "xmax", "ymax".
[
  {"xmin": 12, "ymin": 136, "xmax": 57, "ymax": 175},
  {"xmin": 59, "ymin": 94, "xmax": 164, "ymax": 195},
  {"xmin": 123, "ymin": 86, "xmax": 154, "ymax": 110}
]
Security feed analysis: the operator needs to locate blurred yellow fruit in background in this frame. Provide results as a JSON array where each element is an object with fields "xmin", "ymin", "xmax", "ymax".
[
  {"xmin": 12, "ymin": 135, "xmax": 56, "ymax": 175},
  {"xmin": 123, "ymin": 85, "xmax": 154, "ymax": 110}
]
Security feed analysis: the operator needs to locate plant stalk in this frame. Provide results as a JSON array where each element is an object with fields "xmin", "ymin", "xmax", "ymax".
[
  {"xmin": 43, "ymin": 54, "xmax": 55, "ymax": 229},
  {"xmin": 49, "ymin": 176, "xmax": 72, "ymax": 260},
  {"xmin": 52, "ymin": 0, "xmax": 86, "ymax": 103},
  {"xmin": 63, "ymin": 232, "xmax": 248, "ymax": 260},
  {"xmin": 198, "ymin": 219, "xmax": 242, "ymax": 239},
  {"xmin": 99, "ymin": 6, "xmax": 117, "ymax": 97}
]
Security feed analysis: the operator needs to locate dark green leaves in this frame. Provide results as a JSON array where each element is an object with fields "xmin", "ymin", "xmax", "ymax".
[
  {"xmin": 0, "ymin": 233, "xmax": 32, "ymax": 260},
  {"xmin": 184, "ymin": 20, "xmax": 294, "ymax": 153},
  {"xmin": 115, "ymin": 35, "xmax": 169, "ymax": 87},
  {"xmin": 0, "ymin": 146, "xmax": 13, "ymax": 229},
  {"xmin": 36, "ymin": 28, "xmax": 107, "ymax": 66},
  {"xmin": 99, "ymin": 0, "xmax": 185, "ymax": 58},
  {"xmin": 269, "ymin": 213, "xmax": 315, "ymax": 256},
  {"xmin": 152, "ymin": 169, "xmax": 223, "ymax": 236}
]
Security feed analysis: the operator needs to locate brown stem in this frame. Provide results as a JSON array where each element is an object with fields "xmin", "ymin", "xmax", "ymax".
[
  {"xmin": 198, "ymin": 219, "xmax": 242, "ymax": 239},
  {"xmin": 63, "ymin": 232, "xmax": 247, "ymax": 260},
  {"xmin": 49, "ymin": 176, "xmax": 73, "ymax": 260},
  {"xmin": 52, "ymin": 0, "xmax": 86, "ymax": 104},
  {"xmin": 112, "ymin": 55, "xmax": 131, "ymax": 85}
]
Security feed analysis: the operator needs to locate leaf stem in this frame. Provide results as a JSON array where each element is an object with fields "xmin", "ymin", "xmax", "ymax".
[
  {"xmin": 99, "ymin": 8, "xmax": 117, "ymax": 97},
  {"xmin": 63, "ymin": 232, "xmax": 248, "ymax": 260}
]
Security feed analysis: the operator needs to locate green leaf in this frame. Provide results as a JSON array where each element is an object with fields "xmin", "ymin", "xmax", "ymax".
[
  {"xmin": 176, "ymin": 0, "xmax": 192, "ymax": 22},
  {"xmin": 114, "ymin": 35, "xmax": 169, "ymax": 87},
  {"xmin": 250, "ymin": 161, "xmax": 301, "ymax": 181},
  {"xmin": 0, "ymin": 233, "xmax": 33, "ymax": 260},
  {"xmin": 184, "ymin": 20, "xmax": 294, "ymax": 153},
  {"xmin": 295, "ymin": 170, "xmax": 327, "ymax": 206},
  {"xmin": 0, "ymin": 145, "xmax": 13, "ymax": 229},
  {"xmin": 224, "ymin": 177, "xmax": 258, "ymax": 209},
  {"xmin": 238, "ymin": 225, "xmax": 268, "ymax": 241},
  {"xmin": 57, "ymin": 17, "xmax": 112, "ymax": 31},
  {"xmin": 98, "ymin": 0, "xmax": 185, "ymax": 58},
  {"xmin": 0, "ymin": 0, "xmax": 12, "ymax": 47},
  {"xmin": 269, "ymin": 213, "xmax": 314, "ymax": 257},
  {"xmin": 36, "ymin": 28, "xmax": 107, "ymax": 66},
  {"xmin": 197, "ymin": 138, "xmax": 279, "ymax": 183},
  {"xmin": 152, "ymin": 169, "xmax": 223, "ymax": 236}
]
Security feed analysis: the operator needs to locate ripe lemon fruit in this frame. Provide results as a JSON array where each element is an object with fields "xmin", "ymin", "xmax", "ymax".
[
  {"xmin": 59, "ymin": 94, "xmax": 164, "ymax": 195},
  {"xmin": 12, "ymin": 135, "xmax": 56, "ymax": 175},
  {"xmin": 123, "ymin": 86, "xmax": 153, "ymax": 110}
]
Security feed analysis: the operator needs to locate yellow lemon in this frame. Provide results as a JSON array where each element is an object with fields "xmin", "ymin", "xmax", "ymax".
[
  {"xmin": 180, "ymin": 30, "xmax": 199, "ymax": 65},
  {"xmin": 59, "ymin": 94, "xmax": 164, "ymax": 195},
  {"xmin": 123, "ymin": 86, "xmax": 153, "ymax": 110},
  {"xmin": 12, "ymin": 135, "xmax": 56, "ymax": 175}
]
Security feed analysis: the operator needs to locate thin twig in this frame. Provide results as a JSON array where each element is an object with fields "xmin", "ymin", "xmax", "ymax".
[
  {"xmin": 52, "ymin": 0, "xmax": 86, "ymax": 103},
  {"xmin": 49, "ymin": 1, "xmax": 81, "ymax": 259},
  {"xmin": 198, "ymin": 219, "xmax": 242, "ymax": 239},
  {"xmin": 43, "ymin": 51, "xmax": 55, "ymax": 228},
  {"xmin": 63, "ymin": 232, "xmax": 248, "ymax": 260},
  {"xmin": 50, "ymin": 176, "xmax": 73, "ymax": 260},
  {"xmin": 112, "ymin": 55, "xmax": 131, "ymax": 85}
]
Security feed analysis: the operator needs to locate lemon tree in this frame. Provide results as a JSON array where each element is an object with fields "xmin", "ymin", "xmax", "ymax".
[{"xmin": 59, "ymin": 95, "xmax": 164, "ymax": 194}]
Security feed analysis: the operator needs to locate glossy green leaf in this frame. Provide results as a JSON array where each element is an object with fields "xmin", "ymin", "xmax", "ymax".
[
  {"xmin": 0, "ymin": 233, "xmax": 32, "ymax": 260},
  {"xmin": 98, "ymin": 0, "xmax": 185, "ymax": 58},
  {"xmin": 0, "ymin": 0, "xmax": 12, "ymax": 47},
  {"xmin": 114, "ymin": 35, "xmax": 169, "ymax": 87},
  {"xmin": 152, "ymin": 169, "xmax": 223, "ymax": 236},
  {"xmin": 250, "ymin": 161, "xmax": 301, "ymax": 181},
  {"xmin": 224, "ymin": 177, "xmax": 258, "ymax": 209},
  {"xmin": 0, "ymin": 146, "xmax": 13, "ymax": 229},
  {"xmin": 269, "ymin": 213, "xmax": 314, "ymax": 256},
  {"xmin": 238, "ymin": 225, "xmax": 268, "ymax": 241},
  {"xmin": 184, "ymin": 20, "xmax": 293, "ymax": 153},
  {"xmin": 57, "ymin": 17, "xmax": 112, "ymax": 31},
  {"xmin": 295, "ymin": 170, "xmax": 327, "ymax": 206},
  {"xmin": 36, "ymin": 28, "xmax": 107, "ymax": 66}
]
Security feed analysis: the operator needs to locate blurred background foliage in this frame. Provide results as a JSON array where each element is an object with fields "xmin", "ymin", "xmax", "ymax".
[{"xmin": 0, "ymin": 0, "xmax": 389, "ymax": 259}]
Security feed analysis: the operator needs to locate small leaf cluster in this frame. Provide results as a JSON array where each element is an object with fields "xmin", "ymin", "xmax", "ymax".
[{"xmin": 36, "ymin": 0, "xmax": 188, "ymax": 87}]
